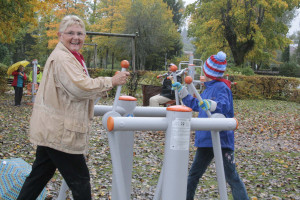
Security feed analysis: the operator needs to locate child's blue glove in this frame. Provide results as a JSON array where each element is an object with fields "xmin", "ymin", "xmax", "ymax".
[
  {"xmin": 172, "ymin": 82, "xmax": 182, "ymax": 92},
  {"xmin": 172, "ymin": 82, "xmax": 189, "ymax": 99},
  {"xmin": 198, "ymin": 99, "xmax": 217, "ymax": 111}
]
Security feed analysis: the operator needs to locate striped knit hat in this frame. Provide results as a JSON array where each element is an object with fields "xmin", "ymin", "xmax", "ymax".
[{"xmin": 203, "ymin": 51, "xmax": 227, "ymax": 79}]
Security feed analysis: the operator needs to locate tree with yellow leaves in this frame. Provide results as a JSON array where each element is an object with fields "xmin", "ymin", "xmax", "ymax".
[
  {"xmin": 88, "ymin": 0, "xmax": 132, "ymax": 69},
  {"xmin": 186, "ymin": 0, "xmax": 299, "ymax": 66},
  {"xmin": 0, "ymin": 0, "xmax": 61, "ymax": 43},
  {"xmin": 45, "ymin": 0, "xmax": 89, "ymax": 49}
]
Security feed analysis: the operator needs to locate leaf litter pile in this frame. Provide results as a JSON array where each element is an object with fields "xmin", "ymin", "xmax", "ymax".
[{"xmin": 0, "ymin": 93, "xmax": 299, "ymax": 200}]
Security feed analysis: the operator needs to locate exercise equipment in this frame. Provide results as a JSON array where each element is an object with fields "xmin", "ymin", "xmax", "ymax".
[{"xmin": 57, "ymin": 60, "xmax": 237, "ymax": 200}]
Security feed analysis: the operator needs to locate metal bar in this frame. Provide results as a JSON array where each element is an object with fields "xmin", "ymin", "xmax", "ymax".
[
  {"xmin": 112, "ymin": 68, "xmax": 127, "ymax": 111},
  {"xmin": 132, "ymin": 37, "xmax": 136, "ymax": 71},
  {"xmin": 86, "ymin": 31, "xmax": 136, "ymax": 38},
  {"xmin": 83, "ymin": 43, "xmax": 97, "ymax": 45},
  {"xmin": 190, "ymin": 117, "xmax": 237, "ymax": 131},
  {"xmin": 94, "ymin": 105, "xmax": 167, "ymax": 117},
  {"xmin": 107, "ymin": 117, "xmax": 236, "ymax": 132},
  {"xmin": 108, "ymin": 117, "xmax": 168, "ymax": 131},
  {"xmin": 57, "ymin": 179, "xmax": 68, "ymax": 200},
  {"xmin": 212, "ymin": 130, "xmax": 228, "ymax": 200}
]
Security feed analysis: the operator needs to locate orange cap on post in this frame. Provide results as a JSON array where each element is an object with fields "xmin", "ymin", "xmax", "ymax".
[
  {"xmin": 107, "ymin": 116, "xmax": 114, "ymax": 131},
  {"xmin": 234, "ymin": 118, "xmax": 239, "ymax": 130},
  {"xmin": 119, "ymin": 95, "xmax": 137, "ymax": 101},
  {"xmin": 167, "ymin": 105, "xmax": 192, "ymax": 112},
  {"xmin": 185, "ymin": 76, "xmax": 193, "ymax": 84},
  {"xmin": 170, "ymin": 65, "xmax": 178, "ymax": 72},
  {"xmin": 121, "ymin": 60, "xmax": 130, "ymax": 68}
]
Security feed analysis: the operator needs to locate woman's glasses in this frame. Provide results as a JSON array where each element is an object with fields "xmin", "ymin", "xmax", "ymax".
[{"xmin": 63, "ymin": 31, "xmax": 85, "ymax": 38}]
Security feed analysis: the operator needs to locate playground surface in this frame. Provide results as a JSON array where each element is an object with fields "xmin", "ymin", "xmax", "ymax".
[{"xmin": 0, "ymin": 93, "xmax": 299, "ymax": 200}]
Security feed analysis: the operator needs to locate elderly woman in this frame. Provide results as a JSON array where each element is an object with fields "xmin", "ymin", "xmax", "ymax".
[{"xmin": 17, "ymin": 15, "xmax": 129, "ymax": 200}]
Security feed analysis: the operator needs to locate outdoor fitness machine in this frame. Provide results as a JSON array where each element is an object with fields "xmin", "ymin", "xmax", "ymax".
[
  {"xmin": 57, "ymin": 60, "xmax": 237, "ymax": 200},
  {"xmin": 178, "ymin": 53, "xmax": 206, "ymax": 94}
]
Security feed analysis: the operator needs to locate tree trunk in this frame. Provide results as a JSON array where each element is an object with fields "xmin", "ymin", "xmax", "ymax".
[
  {"xmin": 105, "ymin": 48, "xmax": 109, "ymax": 69},
  {"xmin": 222, "ymin": 1, "xmax": 255, "ymax": 66}
]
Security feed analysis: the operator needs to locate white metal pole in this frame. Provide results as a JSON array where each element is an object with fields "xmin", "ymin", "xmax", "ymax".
[
  {"xmin": 31, "ymin": 59, "xmax": 38, "ymax": 103},
  {"xmin": 161, "ymin": 106, "xmax": 192, "ymax": 200},
  {"xmin": 56, "ymin": 179, "xmax": 68, "ymax": 200},
  {"xmin": 104, "ymin": 113, "xmax": 237, "ymax": 200},
  {"xmin": 94, "ymin": 105, "xmax": 167, "ymax": 117},
  {"xmin": 110, "ymin": 97, "xmax": 136, "ymax": 200},
  {"xmin": 112, "ymin": 67, "xmax": 126, "ymax": 111}
]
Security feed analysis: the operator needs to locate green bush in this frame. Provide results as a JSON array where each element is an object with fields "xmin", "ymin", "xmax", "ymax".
[
  {"xmin": 230, "ymin": 75, "xmax": 300, "ymax": 102},
  {"xmin": 279, "ymin": 62, "xmax": 300, "ymax": 77},
  {"xmin": 226, "ymin": 66, "xmax": 255, "ymax": 76},
  {"xmin": 89, "ymin": 68, "xmax": 300, "ymax": 103},
  {"xmin": 0, "ymin": 63, "xmax": 9, "ymax": 93}
]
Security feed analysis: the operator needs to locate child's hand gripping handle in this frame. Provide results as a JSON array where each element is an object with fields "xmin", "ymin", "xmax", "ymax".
[
  {"xmin": 185, "ymin": 76, "xmax": 212, "ymax": 118},
  {"xmin": 112, "ymin": 60, "xmax": 130, "ymax": 111}
]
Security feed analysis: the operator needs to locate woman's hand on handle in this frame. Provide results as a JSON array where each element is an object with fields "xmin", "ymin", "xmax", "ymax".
[{"xmin": 112, "ymin": 71, "xmax": 130, "ymax": 86}]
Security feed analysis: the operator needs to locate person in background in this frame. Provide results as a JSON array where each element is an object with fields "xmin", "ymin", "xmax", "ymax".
[
  {"xmin": 172, "ymin": 51, "xmax": 249, "ymax": 200},
  {"xmin": 28, "ymin": 65, "xmax": 43, "ymax": 85},
  {"xmin": 17, "ymin": 15, "xmax": 129, "ymax": 200},
  {"xmin": 11, "ymin": 66, "xmax": 27, "ymax": 106},
  {"xmin": 149, "ymin": 63, "xmax": 182, "ymax": 107}
]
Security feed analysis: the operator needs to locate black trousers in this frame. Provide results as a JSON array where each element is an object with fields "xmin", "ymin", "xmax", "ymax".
[
  {"xmin": 17, "ymin": 146, "xmax": 91, "ymax": 200},
  {"xmin": 14, "ymin": 86, "xmax": 23, "ymax": 106}
]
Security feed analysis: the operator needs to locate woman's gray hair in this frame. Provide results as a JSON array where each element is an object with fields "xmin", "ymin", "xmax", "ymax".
[{"xmin": 58, "ymin": 15, "xmax": 86, "ymax": 33}]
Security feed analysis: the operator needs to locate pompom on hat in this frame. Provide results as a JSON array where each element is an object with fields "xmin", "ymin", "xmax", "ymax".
[{"xmin": 203, "ymin": 51, "xmax": 227, "ymax": 79}]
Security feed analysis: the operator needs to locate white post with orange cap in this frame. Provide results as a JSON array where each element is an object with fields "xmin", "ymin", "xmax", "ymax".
[
  {"xmin": 161, "ymin": 105, "xmax": 192, "ymax": 199},
  {"xmin": 112, "ymin": 60, "xmax": 130, "ymax": 111},
  {"xmin": 31, "ymin": 59, "xmax": 38, "ymax": 103},
  {"xmin": 104, "ymin": 96, "xmax": 137, "ymax": 200},
  {"xmin": 107, "ymin": 60, "xmax": 134, "ymax": 200},
  {"xmin": 105, "ymin": 106, "xmax": 238, "ymax": 200},
  {"xmin": 170, "ymin": 65, "xmax": 180, "ymax": 105},
  {"xmin": 105, "ymin": 105, "xmax": 193, "ymax": 200}
]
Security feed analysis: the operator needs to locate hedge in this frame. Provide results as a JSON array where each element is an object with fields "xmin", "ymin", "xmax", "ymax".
[
  {"xmin": 89, "ymin": 69, "xmax": 299, "ymax": 103},
  {"xmin": 1, "ymin": 67, "xmax": 299, "ymax": 103},
  {"xmin": 229, "ymin": 75, "xmax": 299, "ymax": 102}
]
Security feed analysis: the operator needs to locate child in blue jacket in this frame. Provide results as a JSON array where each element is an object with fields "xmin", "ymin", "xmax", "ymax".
[{"xmin": 172, "ymin": 51, "xmax": 248, "ymax": 200}]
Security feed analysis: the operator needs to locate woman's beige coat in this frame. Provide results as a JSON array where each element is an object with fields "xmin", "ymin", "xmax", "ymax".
[{"xmin": 30, "ymin": 42, "xmax": 113, "ymax": 154}]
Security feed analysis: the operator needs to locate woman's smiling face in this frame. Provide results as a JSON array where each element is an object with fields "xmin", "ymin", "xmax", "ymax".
[{"xmin": 58, "ymin": 24, "xmax": 85, "ymax": 52}]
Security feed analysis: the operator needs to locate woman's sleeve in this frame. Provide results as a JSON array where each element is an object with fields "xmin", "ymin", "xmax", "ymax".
[
  {"xmin": 12, "ymin": 71, "xmax": 18, "ymax": 76},
  {"xmin": 53, "ymin": 58, "xmax": 113, "ymax": 100}
]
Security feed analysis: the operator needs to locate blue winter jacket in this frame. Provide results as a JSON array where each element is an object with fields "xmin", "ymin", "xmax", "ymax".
[{"xmin": 182, "ymin": 80, "xmax": 235, "ymax": 150}]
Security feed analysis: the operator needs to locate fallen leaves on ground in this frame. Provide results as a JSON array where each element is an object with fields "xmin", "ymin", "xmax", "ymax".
[{"xmin": 0, "ymin": 94, "xmax": 299, "ymax": 200}]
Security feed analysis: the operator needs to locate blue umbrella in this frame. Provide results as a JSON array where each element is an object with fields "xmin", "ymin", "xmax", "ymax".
[{"xmin": 0, "ymin": 158, "xmax": 47, "ymax": 200}]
